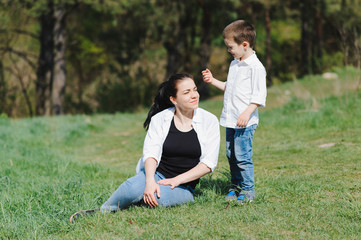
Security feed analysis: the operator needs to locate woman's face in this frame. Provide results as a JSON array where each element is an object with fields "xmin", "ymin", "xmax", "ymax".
[{"xmin": 170, "ymin": 78, "xmax": 199, "ymax": 111}]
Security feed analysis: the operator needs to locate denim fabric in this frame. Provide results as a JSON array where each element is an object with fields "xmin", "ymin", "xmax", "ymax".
[
  {"xmin": 226, "ymin": 124, "xmax": 257, "ymax": 193},
  {"xmin": 100, "ymin": 171, "xmax": 194, "ymax": 212}
]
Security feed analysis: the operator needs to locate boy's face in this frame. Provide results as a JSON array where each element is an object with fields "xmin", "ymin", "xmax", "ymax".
[{"xmin": 224, "ymin": 38, "xmax": 248, "ymax": 61}]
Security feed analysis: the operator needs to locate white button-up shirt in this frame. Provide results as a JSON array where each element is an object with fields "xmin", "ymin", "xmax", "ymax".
[
  {"xmin": 136, "ymin": 107, "xmax": 220, "ymax": 173},
  {"xmin": 220, "ymin": 52, "xmax": 267, "ymax": 128}
]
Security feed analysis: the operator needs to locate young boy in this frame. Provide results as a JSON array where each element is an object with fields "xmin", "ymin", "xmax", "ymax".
[{"xmin": 202, "ymin": 20, "xmax": 267, "ymax": 203}]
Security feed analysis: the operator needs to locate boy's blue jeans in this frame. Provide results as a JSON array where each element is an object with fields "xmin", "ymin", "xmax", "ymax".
[
  {"xmin": 226, "ymin": 124, "xmax": 257, "ymax": 194},
  {"xmin": 100, "ymin": 170, "xmax": 194, "ymax": 212}
]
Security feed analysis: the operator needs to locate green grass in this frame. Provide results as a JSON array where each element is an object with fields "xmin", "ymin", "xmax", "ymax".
[{"xmin": 0, "ymin": 68, "xmax": 360, "ymax": 239}]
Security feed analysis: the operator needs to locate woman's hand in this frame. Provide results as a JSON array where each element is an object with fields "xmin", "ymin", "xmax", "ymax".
[
  {"xmin": 143, "ymin": 180, "xmax": 160, "ymax": 207},
  {"xmin": 157, "ymin": 177, "xmax": 181, "ymax": 189}
]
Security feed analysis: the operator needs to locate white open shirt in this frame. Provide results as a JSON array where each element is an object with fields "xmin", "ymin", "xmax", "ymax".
[{"xmin": 136, "ymin": 107, "xmax": 220, "ymax": 173}]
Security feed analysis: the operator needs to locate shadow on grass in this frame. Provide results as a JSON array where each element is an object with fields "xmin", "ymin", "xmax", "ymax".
[{"xmin": 195, "ymin": 168, "xmax": 232, "ymax": 197}]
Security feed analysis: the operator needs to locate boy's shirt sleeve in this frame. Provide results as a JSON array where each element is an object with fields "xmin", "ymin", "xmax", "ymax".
[{"xmin": 250, "ymin": 67, "xmax": 267, "ymax": 107}]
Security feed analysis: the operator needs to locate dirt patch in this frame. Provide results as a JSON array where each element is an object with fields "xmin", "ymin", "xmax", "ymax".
[{"xmin": 317, "ymin": 143, "xmax": 336, "ymax": 148}]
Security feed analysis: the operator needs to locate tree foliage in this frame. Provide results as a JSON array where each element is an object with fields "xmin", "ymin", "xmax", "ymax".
[{"xmin": 0, "ymin": 0, "xmax": 360, "ymax": 117}]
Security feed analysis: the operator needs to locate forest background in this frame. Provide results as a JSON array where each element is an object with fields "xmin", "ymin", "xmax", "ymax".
[{"xmin": 0, "ymin": 0, "xmax": 360, "ymax": 118}]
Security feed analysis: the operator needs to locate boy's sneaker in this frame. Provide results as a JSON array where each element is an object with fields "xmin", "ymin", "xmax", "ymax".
[
  {"xmin": 69, "ymin": 209, "xmax": 99, "ymax": 223},
  {"xmin": 225, "ymin": 189, "xmax": 238, "ymax": 201},
  {"xmin": 237, "ymin": 191, "xmax": 255, "ymax": 204}
]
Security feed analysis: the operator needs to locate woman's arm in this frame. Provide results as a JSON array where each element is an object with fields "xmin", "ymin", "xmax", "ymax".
[
  {"xmin": 143, "ymin": 157, "xmax": 161, "ymax": 207},
  {"xmin": 157, "ymin": 163, "xmax": 211, "ymax": 189},
  {"xmin": 197, "ymin": 111, "xmax": 220, "ymax": 172}
]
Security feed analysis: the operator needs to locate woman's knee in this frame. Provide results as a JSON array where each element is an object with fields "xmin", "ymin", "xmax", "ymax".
[
  {"xmin": 156, "ymin": 186, "xmax": 194, "ymax": 207},
  {"xmin": 101, "ymin": 173, "xmax": 146, "ymax": 211}
]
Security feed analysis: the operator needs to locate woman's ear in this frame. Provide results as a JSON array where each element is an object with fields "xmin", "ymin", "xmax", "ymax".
[{"xmin": 170, "ymin": 96, "xmax": 176, "ymax": 105}]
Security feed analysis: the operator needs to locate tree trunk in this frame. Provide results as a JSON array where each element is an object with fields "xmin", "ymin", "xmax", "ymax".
[
  {"xmin": 9, "ymin": 54, "xmax": 34, "ymax": 117},
  {"xmin": 164, "ymin": 42, "xmax": 182, "ymax": 80},
  {"xmin": 52, "ymin": 4, "xmax": 66, "ymax": 115},
  {"xmin": 312, "ymin": 0, "xmax": 324, "ymax": 74},
  {"xmin": 182, "ymin": 3, "xmax": 198, "ymax": 74},
  {"xmin": 198, "ymin": 1, "xmax": 211, "ymax": 99},
  {"xmin": 265, "ymin": 6, "xmax": 272, "ymax": 86},
  {"xmin": 16, "ymin": 71, "xmax": 34, "ymax": 117},
  {"xmin": 301, "ymin": 0, "xmax": 310, "ymax": 76},
  {"xmin": 163, "ymin": 2, "xmax": 183, "ymax": 79},
  {"xmin": 36, "ymin": 3, "xmax": 54, "ymax": 116},
  {"xmin": 353, "ymin": 27, "xmax": 361, "ymax": 69},
  {"xmin": 0, "ymin": 61, "xmax": 6, "ymax": 113}
]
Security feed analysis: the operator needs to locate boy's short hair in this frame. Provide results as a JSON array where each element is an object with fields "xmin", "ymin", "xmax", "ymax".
[{"xmin": 222, "ymin": 20, "xmax": 256, "ymax": 48}]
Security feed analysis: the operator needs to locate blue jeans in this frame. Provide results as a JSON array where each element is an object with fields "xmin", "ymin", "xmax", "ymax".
[
  {"xmin": 100, "ymin": 171, "xmax": 194, "ymax": 212},
  {"xmin": 226, "ymin": 125, "xmax": 257, "ymax": 193}
]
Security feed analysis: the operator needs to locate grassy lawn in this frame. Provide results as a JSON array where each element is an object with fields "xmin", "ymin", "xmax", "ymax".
[{"xmin": 0, "ymin": 68, "xmax": 360, "ymax": 239}]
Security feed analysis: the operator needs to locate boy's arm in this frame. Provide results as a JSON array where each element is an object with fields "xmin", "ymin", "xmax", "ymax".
[
  {"xmin": 237, "ymin": 103, "xmax": 259, "ymax": 128},
  {"xmin": 202, "ymin": 69, "xmax": 226, "ymax": 91},
  {"xmin": 237, "ymin": 66, "xmax": 267, "ymax": 128}
]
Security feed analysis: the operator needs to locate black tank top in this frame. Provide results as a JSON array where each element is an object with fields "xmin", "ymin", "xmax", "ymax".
[{"xmin": 157, "ymin": 118, "xmax": 202, "ymax": 189}]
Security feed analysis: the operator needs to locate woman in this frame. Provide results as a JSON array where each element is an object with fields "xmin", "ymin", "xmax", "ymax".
[{"xmin": 70, "ymin": 73, "xmax": 220, "ymax": 222}]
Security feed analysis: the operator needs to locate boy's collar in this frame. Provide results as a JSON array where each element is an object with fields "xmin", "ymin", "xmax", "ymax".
[{"xmin": 235, "ymin": 51, "xmax": 256, "ymax": 65}]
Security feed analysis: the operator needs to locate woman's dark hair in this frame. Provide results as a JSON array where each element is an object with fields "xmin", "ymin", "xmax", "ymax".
[{"xmin": 143, "ymin": 73, "xmax": 193, "ymax": 130}]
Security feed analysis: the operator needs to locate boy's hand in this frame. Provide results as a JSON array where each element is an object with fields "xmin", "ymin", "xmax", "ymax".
[
  {"xmin": 237, "ymin": 103, "xmax": 259, "ymax": 127},
  {"xmin": 236, "ymin": 111, "xmax": 251, "ymax": 128},
  {"xmin": 202, "ymin": 69, "xmax": 213, "ymax": 84}
]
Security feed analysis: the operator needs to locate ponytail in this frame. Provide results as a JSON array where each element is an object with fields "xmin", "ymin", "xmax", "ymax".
[{"xmin": 143, "ymin": 73, "xmax": 193, "ymax": 130}]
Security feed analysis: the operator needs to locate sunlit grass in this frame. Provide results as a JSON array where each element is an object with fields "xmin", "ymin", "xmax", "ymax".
[{"xmin": 0, "ymin": 68, "xmax": 360, "ymax": 239}]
